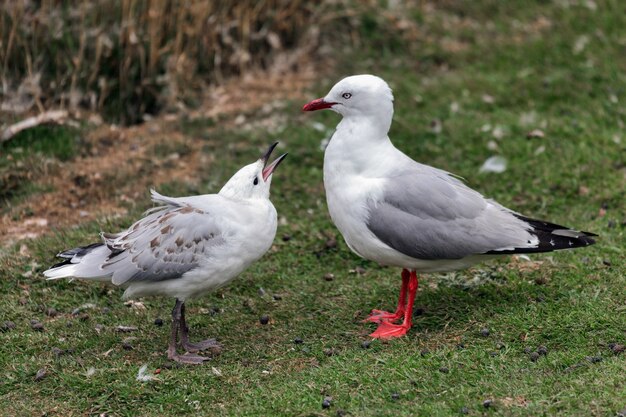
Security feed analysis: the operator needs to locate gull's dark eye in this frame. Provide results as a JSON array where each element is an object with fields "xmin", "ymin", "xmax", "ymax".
[
  {"xmin": 342, "ymin": 92, "xmax": 352, "ymax": 99},
  {"xmin": 253, "ymin": 177, "xmax": 259, "ymax": 186}
]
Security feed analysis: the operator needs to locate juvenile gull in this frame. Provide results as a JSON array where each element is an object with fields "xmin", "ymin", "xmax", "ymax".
[
  {"xmin": 303, "ymin": 75, "xmax": 596, "ymax": 339},
  {"xmin": 44, "ymin": 143, "xmax": 287, "ymax": 363}
]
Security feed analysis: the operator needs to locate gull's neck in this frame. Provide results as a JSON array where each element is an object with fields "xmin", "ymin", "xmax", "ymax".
[
  {"xmin": 336, "ymin": 109, "xmax": 392, "ymax": 142},
  {"xmin": 326, "ymin": 112, "xmax": 397, "ymax": 176}
]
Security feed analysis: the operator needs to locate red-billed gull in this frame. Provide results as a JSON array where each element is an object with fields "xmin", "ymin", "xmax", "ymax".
[{"xmin": 303, "ymin": 75, "xmax": 596, "ymax": 339}]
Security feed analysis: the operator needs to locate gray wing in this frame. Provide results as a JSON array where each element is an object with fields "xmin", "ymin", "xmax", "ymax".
[
  {"xmin": 366, "ymin": 167, "xmax": 537, "ymax": 260},
  {"xmin": 100, "ymin": 200, "xmax": 225, "ymax": 285}
]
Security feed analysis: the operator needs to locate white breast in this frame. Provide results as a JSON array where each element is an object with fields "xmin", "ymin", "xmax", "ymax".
[{"xmin": 323, "ymin": 131, "xmax": 393, "ymax": 260}]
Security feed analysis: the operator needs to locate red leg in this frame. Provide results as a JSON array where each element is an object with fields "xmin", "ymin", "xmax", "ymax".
[
  {"xmin": 363, "ymin": 269, "xmax": 410, "ymax": 323},
  {"xmin": 370, "ymin": 271, "xmax": 419, "ymax": 339}
]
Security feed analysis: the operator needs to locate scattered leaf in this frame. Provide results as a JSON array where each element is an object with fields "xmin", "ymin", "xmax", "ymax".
[
  {"xmin": 479, "ymin": 156, "xmax": 507, "ymax": 174},
  {"xmin": 136, "ymin": 364, "xmax": 155, "ymax": 382},
  {"xmin": 115, "ymin": 325, "xmax": 138, "ymax": 332},
  {"xmin": 526, "ymin": 129, "xmax": 545, "ymax": 139}
]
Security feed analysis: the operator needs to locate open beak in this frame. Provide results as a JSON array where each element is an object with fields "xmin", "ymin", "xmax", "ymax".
[
  {"xmin": 302, "ymin": 97, "xmax": 337, "ymax": 112},
  {"xmin": 261, "ymin": 142, "xmax": 287, "ymax": 181}
]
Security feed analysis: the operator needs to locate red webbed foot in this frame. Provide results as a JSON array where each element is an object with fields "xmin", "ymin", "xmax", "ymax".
[
  {"xmin": 369, "ymin": 321, "xmax": 411, "ymax": 339},
  {"xmin": 363, "ymin": 309, "xmax": 405, "ymax": 324}
]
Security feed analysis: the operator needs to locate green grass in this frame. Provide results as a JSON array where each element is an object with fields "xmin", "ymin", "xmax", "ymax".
[
  {"xmin": 0, "ymin": 125, "xmax": 78, "ymax": 209},
  {"xmin": 1, "ymin": 1, "xmax": 625, "ymax": 416}
]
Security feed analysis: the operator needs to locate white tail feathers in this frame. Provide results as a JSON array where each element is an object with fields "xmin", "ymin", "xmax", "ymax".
[{"xmin": 43, "ymin": 264, "xmax": 77, "ymax": 280}]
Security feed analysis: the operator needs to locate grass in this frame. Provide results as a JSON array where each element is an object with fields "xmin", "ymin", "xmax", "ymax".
[
  {"xmin": 0, "ymin": 125, "xmax": 78, "ymax": 209},
  {"xmin": 1, "ymin": 1, "xmax": 625, "ymax": 416}
]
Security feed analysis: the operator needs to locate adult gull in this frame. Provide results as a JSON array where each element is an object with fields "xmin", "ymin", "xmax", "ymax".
[
  {"xmin": 44, "ymin": 143, "xmax": 287, "ymax": 363},
  {"xmin": 303, "ymin": 75, "xmax": 596, "ymax": 339}
]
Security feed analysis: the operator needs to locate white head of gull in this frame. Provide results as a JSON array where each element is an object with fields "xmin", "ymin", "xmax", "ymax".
[
  {"xmin": 304, "ymin": 74, "xmax": 596, "ymax": 339},
  {"xmin": 44, "ymin": 143, "xmax": 287, "ymax": 364}
]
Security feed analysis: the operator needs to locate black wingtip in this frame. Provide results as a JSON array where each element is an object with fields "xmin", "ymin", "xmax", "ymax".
[
  {"xmin": 486, "ymin": 215, "xmax": 597, "ymax": 255},
  {"xmin": 56, "ymin": 242, "xmax": 104, "ymax": 259}
]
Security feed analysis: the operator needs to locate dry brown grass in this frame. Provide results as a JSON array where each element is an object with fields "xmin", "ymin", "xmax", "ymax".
[{"xmin": 0, "ymin": 0, "xmax": 323, "ymax": 124}]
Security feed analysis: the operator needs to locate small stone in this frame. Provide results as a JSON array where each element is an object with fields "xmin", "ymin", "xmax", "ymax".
[
  {"xmin": 361, "ymin": 340, "xmax": 371, "ymax": 349},
  {"xmin": 101, "ymin": 307, "xmax": 111, "ymax": 314},
  {"xmin": 294, "ymin": 337, "xmax": 304, "ymax": 344},
  {"xmin": 456, "ymin": 343, "xmax": 465, "ymax": 350},
  {"xmin": 45, "ymin": 308, "xmax": 58, "ymax": 317},
  {"xmin": 496, "ymin": 342, "xmax": 506, "ymax": 350},
  {"xmin": 524, "ymin": 347, "xmax": 533, "ymax": 354},
  {"xmin": 586, "ymin": 356, "xmax": 602, "ymax": 363},
  {"xmin": 420, "ymin": 348, "xmax": 430, "ymax": 357},
  {"xmin": 1, "ymin": 321, "xmax": 16, "ymax": 332},
  {"xmin": 460, "ymin": 406, "xmax": 469, "ymax": 414},
  {"xmin": 480, "ymin": 328, "xmax": 490, "ymax": 337},
  {"xmin": 489, "ymin": 351, "xmax": 499, "ymax": 357},
  {"xmin": 324, "ymin": 348, "xmax": 337, "ymax": 356},
  {"xmin": 354, "ymin": 266, "xmax": 366, "ymax": 275},
  {"xmin": 537, "ymin": 345, "xmax": 548, "ymax": 355},
  {"xmin": 483, "ymin": 399, "xmax": 493, "ymax": 408},
  {"xmin": 30, "ymin": 320, "xmax": 44, "ymax": 331},
  {"xmin": 439, "ymin": 367, "xmax": 449, "ymax": 374},
  {"xmin": 154, "ymin": 318, "xmax": 164, "ymax": 327},
  {"xmin": 323, "ymin": 273, "xmax": 335, "ymax": 281},
  {"xmin": 257, "ymin": 287, "xmax": 266, "ymax": 296},
  {"xmin": 529, "ymin": 352, "xmax": 540, "ymax": 362},
  {"xmin": 122, "ymin": 341, "xmax": 133, "ymax": 350},
  {"xmin": 611, "ymin": 344, "xmax": 625, "ymax": 354},
  {"xmin": 51, "ymin": 347, "xmax": 63, "ymax": 357},
  {"xmin": 272, "ymin": 294, "xmax": 282, "ymax": 301},
  {"xmin": 94, "ymin": 324, "xmax": 105, "ymax": 334},
  {"xmin": 391, "ymin": 392, "xmax": 400, "ymax": 400},
  {"xmin": 259, "ymin": 315, "xmax": 270, "ymax": 325},
  {"xmin": 322, "ymin": 396, "xmax": 332, "ymax": 409},
  {"xmin": 282, "ymin": 234, "xmax": 292, "ymax": 242},
  {"xmin": 602, "ymin": 259, "xmax": 612, "ymax": 267},
  {"xmin": 35, "ymin": 368, "xmax": 47, "ymax": 381},
  {"xmin": 617, "ymin": 408, "xmax": 626, "ymax": 417},
  {"xmin": 325, "ymin": 238, "xmax": 337, "ymax": 249}
]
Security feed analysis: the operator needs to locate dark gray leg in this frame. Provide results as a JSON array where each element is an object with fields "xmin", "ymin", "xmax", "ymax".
[
  {"xmin": 179, "ymin": 302, "xmax": 222, "ymax": 354},
  {"xmin": 167, "ymin": 299, "xmax": 208, "ymax": 364}
]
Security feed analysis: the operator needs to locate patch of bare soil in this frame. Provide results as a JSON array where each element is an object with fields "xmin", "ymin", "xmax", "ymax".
[{"xmin": 1, "ymin": 66, "xmax": 319, "ymax": 248}]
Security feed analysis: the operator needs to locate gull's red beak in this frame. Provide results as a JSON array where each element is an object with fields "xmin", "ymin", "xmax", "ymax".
[
  {"xmin": 261, "ymin": 142, "xmax": 287, "ymax": 182},
  {"xmin": 302, "ymin": 97, "xmax": 337, "ymax": 112}
]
